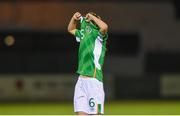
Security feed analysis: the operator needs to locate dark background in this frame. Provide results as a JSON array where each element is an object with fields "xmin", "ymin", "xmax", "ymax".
[{"xmin": 0, "ymin": 0, "xmax": 180, "ymax": 101}]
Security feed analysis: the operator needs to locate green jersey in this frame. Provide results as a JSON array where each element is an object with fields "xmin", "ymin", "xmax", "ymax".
[{"xmin": 74, "ymin": 17, "xmax": 108, "ymax": 82}]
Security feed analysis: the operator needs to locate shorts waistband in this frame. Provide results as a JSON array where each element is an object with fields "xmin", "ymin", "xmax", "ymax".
[{"xmin": 79, "ymin": 75, "xmax": 91, "ymax": 78}]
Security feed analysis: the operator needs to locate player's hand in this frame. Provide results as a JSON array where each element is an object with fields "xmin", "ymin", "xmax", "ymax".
[
  {"xmin": 73, "ymin": 12, "xmax": 82, "ymax": 20},
  {"xmin": 85, "ymin": 13, "xmax": 94, "ymax": 22}
]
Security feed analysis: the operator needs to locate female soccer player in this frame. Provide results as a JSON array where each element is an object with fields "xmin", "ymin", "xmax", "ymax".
[{"xmin": 68, "ymin": 12, "xmax": 108, "ymax": 115}]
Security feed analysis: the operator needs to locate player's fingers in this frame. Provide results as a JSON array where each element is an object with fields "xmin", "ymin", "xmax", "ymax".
[
  {"xmin": 77, "ymin": 14, "xmax": 81, "ymax": 19},
  {"xmin": 85, "ymin": 13, "xmax": 89, "ymax": 17},
  {"xmin": 76, "ymin": 13, "xmax": 81, "ymax": 20},
  {"xmin": 77, "ymin": 13, "xmax": 81, "ymax": 17},
  {"xmin": 86, "ymin": 14, "xmax": 92, "ymax": 22},
  {"xmin": 76, "ymin": 12, "xmax": 81, "ymax": 17},
  {"xmin": 73, "ymin": 14, "xmax": 80, "ymax": 20},
  {"xmin": 74, "ymin": 12, "xmax": 79, "ymax": 16},
  {"xmin": 76, "ymin": 16, "xmax": 81, "ymax": 20}
]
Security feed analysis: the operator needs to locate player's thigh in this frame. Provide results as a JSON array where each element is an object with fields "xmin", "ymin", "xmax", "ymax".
[
  {"xmin": 86, "ymin": 78, "xmax": 105, "ymax": 114},
  {"xmin": 74, "ymin": 78, "xmax": 89, "ymax": 113}
]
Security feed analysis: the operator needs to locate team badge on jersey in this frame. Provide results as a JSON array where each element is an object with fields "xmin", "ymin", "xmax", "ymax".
[{"xmin": 85, "ymin": 26, "xmax": 92, "ymax": 34}]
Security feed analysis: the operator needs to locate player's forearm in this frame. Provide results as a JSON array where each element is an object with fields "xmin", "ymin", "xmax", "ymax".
[
  {"xmin": 68, "ymin": 12, "xmax": 82, "ymax": 34},
  {"xmin": 91, "ymin": 15, "xmax": 108, "ymax": 35},
  {"xmin": 68, "ymin": 17, "xmax": 77, "ymax": 34}
]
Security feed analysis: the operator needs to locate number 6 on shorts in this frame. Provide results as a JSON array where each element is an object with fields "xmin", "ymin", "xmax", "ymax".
[{"xmin": 89, "ymin": 98, "xmax": 95, "ymax": 107}]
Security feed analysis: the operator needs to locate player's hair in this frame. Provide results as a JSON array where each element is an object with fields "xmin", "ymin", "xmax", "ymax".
[
  {"xmin": 89, "ymin": 12, "xmax": 101, "ymax": 19},
  {"xmin": 89, "ymin": 12, "xmax": 101, "ymax": 28}
]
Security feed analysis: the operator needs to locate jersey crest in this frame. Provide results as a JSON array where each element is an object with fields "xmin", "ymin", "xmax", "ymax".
[{"xmin": 85, "ymin": 26, "xmax": 92, "ymax": 34}]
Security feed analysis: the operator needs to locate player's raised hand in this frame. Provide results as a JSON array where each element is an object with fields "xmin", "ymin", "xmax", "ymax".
[
  {"xmin": 85, "ymin": 13, "xmax": 93, "ymax": 22},
  {"xmin": 68, "ymin": 12, "xmax": 82, "ymax": 35},
  {"xmin": 73, "ymin": 12, "xmax": 82, "ymax": 20}
]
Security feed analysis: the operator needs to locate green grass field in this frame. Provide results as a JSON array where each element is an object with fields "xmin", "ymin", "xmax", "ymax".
[{"xmin": 0, "ymin": 100, "xmax": 180, "ymax": 115}]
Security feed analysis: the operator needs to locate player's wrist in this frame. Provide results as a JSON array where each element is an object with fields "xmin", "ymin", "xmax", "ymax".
[{"xmin": 90, "ymin": 14, "xmax": 97, "ymax": 20}]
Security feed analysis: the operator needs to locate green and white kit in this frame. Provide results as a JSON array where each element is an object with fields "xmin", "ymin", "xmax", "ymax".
[{"xmin": 73, "ymin": 16, "xmax": 108, "ymax": 114}]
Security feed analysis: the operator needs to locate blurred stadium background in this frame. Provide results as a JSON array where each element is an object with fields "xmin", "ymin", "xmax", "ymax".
[{"xmin": 0, "ymin": 0, "xmax": 180, "ymax": 115}]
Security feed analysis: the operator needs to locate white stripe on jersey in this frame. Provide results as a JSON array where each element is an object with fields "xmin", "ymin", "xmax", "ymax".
[{"xmin": 93, "ymin": 36, "xmax": 102, "ymax": 70}]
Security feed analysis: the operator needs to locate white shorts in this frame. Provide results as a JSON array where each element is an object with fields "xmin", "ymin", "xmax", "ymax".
[{"xmin": 74, "ymin": 75, "xmax": 105, "ymax": 114}]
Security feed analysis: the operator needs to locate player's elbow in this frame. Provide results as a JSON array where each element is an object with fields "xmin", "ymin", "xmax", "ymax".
[
  {"xmin": 100, "ymin": 24, "xmax": 108, "ymax": 34},
  {"xmin": 67, "ymin": 27, "xmax": 72, "ymax": 33},
  {"xmin": 68, "ymin": 29, "xmax": 74, "ymax": 35},
  {"xmin": 68, "ymin": 29, "xmax": 76, "ymax": 35},
  {"xmin": 103, "ymin": 24, "xmax": 108, "ymax": 32}
]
